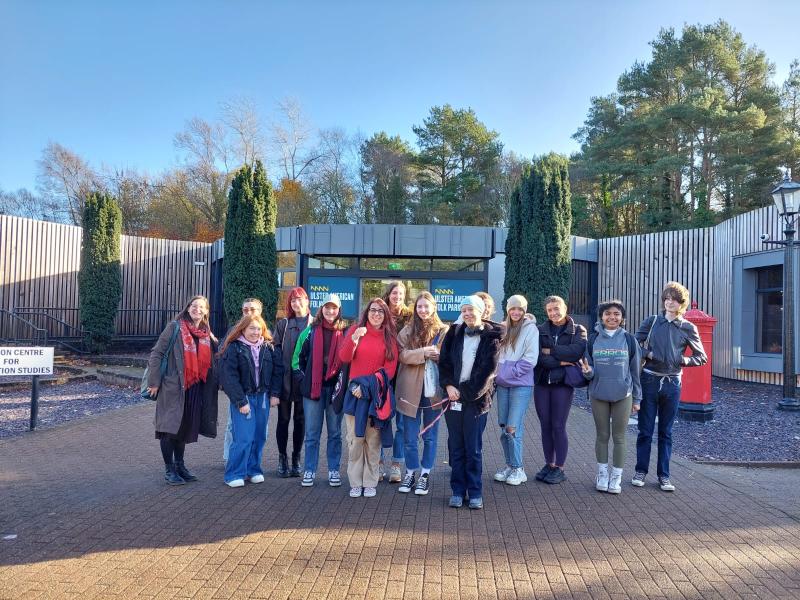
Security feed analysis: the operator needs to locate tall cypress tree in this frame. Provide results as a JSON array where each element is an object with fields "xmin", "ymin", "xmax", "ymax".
[
  {"xmin": 79, "ymin": 192, "xmax": 122, "ymax": 352},
  {"xmin": 223, "ymin": 160, "xmax": 278, "ymax": 325},
  {"xmin": 504, "ymin": 154, "xmax": 572, "ymax": 322}
]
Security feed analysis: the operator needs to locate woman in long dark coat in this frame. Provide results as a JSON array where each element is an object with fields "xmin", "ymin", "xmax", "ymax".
[{"xmin": 147, "ymin": 295, "xmax": 219, "ymax": 485}]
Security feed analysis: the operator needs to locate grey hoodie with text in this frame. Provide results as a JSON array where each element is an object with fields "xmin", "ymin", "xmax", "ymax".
[{"xmin": 584, "ymin": 323, "xmax": 642, "ymax": 404}]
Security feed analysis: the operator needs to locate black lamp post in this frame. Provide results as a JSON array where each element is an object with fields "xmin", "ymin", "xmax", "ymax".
[{"xmin": 765, "ymin": 171, "xmax": 800, "ymax": 411}]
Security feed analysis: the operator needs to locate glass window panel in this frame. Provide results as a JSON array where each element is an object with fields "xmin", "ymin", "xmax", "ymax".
[
  {"xmin": 757, "ymin": 265, "xmax": 783, "ymax": 290},
  {"xmin": 282, "ymin": 271, "xmax": 297, "ymax": 287},
  {"xmin": 431, "ymin": 258, "xmax": 485, "ymax": 272},
  {"xmin": 361, "ymin": 257, "xmax": 432, "ymax": 271},
  {"xmin": 359, "ymin": 279, "xmax": 430, "ymax": 316},
  {"xmin": 308, "ymin": 256, "xmax": 356, "ymax": 270},
  {"xmin": 277, "ymin": 251, "xmax": 297, "ymax": 269},
  {"xmin": 756, "ymin": 289, "xmax": 782, "ymax": 354}
]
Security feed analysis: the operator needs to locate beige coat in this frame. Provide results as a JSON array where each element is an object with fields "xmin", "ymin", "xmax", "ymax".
[{"xmin": 395, "ymin": 323, "xmax": 449, "ymax": 418}]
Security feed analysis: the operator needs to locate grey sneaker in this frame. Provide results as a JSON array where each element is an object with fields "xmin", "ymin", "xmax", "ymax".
[
  {"xmin": 468, "ymin": 497, "xmax": 483, "ymax": 509},
  {"xmin": 494, "ymin": 466, "xmax": 512, "ymax": 482},
  {"xmin": 631, "ymin": 471, "xmax": 647, "ymax": 487},
  {"xmin": 448, "ymin": 495, "xmax": 463, "ymax": 508},
  {"xmin": 388, "ymin": 464, "xmax": 402, "ymax": 483},
  {"xmin": 658, "ymin": 477, "xmax": 675, "ymax": 492},
  {"xmin": 534, "ymin": 464, "xmax": 552, "ymax": 481}
]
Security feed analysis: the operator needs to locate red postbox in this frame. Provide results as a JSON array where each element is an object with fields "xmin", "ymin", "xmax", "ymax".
[{"xmin": 678, "ymin": 301, "xmax": 717, "ymax": 422}]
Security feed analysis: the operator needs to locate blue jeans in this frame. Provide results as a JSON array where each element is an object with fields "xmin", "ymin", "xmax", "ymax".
[
  {"xmin": 635, "ymin": 371, "xmax": 681, "ymax": 478},
  {"xmin": 403, "ymin": 396, "xmax": 440, "ymax": 471},
  {"xmin": 224, "ymin": 393, "xmax": 269, "ymax": 483},
  {"xmin": 222, "ymin": 405, "xmax": 233, "ymax": 461},
  {"xmin": 496, "ymin": 385, "xmax": 532, "ymax": 469},
  {"xmin": 444, "ymin": 401, "xmax": 488, "ymax": 499},
  {"xmin": 303, "ymin": 390, "xmax": 343, "ymax": 474}
]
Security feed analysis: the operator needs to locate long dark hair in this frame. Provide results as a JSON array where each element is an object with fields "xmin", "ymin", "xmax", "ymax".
[
  {"xmin": 311, "ymin": 303, "xmax": 347, "ymax": 330},
  {"xmin": 177, "ymin": 295, "xmax": 211, "ymax": 331},
  {"xmin": 356, "ymin": 298, "xmax": 396, "ymax": 361}
]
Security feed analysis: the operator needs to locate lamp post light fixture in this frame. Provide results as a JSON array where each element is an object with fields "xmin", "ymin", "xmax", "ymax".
[{"xmin": 764, "ymin": 170, "xmax": 800, "ymax": 411}]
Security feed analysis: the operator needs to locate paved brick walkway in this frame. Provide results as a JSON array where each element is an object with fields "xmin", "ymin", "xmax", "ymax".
[{"xmin": 1, "ymin": 396, "xmax": 799, "ymax": 599}]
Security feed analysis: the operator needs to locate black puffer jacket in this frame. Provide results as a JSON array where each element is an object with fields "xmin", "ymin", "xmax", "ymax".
[
  {"xmin": 438, "ymin": 322, "xmax": 502, "ymax": 414},
  {"xmin": 535, "ymin": 316, "xmax": 587, "ymax": 386},
  {"xmin": 221, "ymin": 340, "xmax": 284, "ymax": 408}
]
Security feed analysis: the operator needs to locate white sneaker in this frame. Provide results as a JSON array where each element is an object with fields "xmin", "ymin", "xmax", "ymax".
[
  {"xmin": 608, "ymin": 467, "xmax": 622, "ymax": 494},
  {"xmin": 301, "ymin": 471, "xmax": 315, "ymax": 487},
  {"xmin": 349, "ymin": 486, "xmax": 362, "ymax": 498},
  {"xmin": 494, "ymin": 466, "xmax": 512, "ymax": 482},
  {"xmin": 596, "ymin": 463, "xmax": 609, "ymax": 492},
  {"xmin": 328, "ymin": 470, "xmax": 341, "ymax": 487},
  {"xmin": 505, "ymin": 468, "xmax": 527, "ymax": 486},
  {"xmin": 363, "ymin": 486, "xmax": 377, "ymax": 498},
  {"xmin": 249, "ymin": 474, "xmax": 265, "ymax": 484},
  {"xmin": 226, "ymin": 479, "xmax": 245, "ymax": 488}
]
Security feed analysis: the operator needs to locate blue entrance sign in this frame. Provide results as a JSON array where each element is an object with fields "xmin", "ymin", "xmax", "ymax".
[
  {"xmin": 308, "ymin": 276, "xmax": 359, "ymax": 319},
  {"xmin": 431, "ymin": 279, "xmax": 485, "ymax": 321}
]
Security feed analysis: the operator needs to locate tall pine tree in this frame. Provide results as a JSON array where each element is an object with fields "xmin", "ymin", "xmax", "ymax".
[
  {"xmin": 223, "ymin": 160, "xmax": 278, "ymax": 325},
  {"xmin": 504, "ymin": 154, "xmax": 572, "ymax": 322},
  {"xmin": 79, "ymin": 192, "xmax": 122, "ymax": 352}
]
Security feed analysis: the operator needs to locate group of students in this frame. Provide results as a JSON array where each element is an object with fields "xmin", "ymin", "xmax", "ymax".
[{"xmin": 147, "ymin": 279, "xmax": 707, "ymax": 507}]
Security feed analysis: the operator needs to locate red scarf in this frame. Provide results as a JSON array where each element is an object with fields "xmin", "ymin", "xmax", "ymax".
[
  {"xmin": 311, "ymin": 320, "xmax": 343, "ymax": 399},
  {"xmin": 180, "ymin": 320, "xmax": 212, "ymax": 389}
]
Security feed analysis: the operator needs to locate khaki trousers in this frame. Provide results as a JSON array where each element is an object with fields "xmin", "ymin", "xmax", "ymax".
[{"xmin": 345, "ymin": 414, "xmax": 381, "ymax": 487}]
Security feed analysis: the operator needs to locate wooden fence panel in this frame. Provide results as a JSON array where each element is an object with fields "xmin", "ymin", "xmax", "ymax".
[{"xmin": 0, "ymin": 215, "xmax": 213, "ymax": 340}]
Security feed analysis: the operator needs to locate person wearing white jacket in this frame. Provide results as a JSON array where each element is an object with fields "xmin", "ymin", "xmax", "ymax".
[{"xmin": 493, "ymin": 295, "xmax": 539, "ymax": 486}]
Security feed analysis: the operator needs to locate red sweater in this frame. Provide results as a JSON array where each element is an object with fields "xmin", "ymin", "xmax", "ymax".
[{"xmin": 339, "ymin": 324, "xmax": 398, "ymax": 381}]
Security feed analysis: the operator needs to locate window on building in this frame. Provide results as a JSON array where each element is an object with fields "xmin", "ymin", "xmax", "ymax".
[
  {"xmin": 308, "ymin": 256, "xmax": 356, "ymax": 270},
  {"xmin": 431, "ymin": 258, "xmax": 485, "ymax": 272},
  {"xmin": 756, "ymin": 265, "xmax": 783, "ymax": 354}
]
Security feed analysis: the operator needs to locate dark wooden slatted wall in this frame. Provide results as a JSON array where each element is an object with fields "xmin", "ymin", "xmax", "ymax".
[{"xmin": 0, "ymin": 215, "xmax": 213, "ymax": 339}]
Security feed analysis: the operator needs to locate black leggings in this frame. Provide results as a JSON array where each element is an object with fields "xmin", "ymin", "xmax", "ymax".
[
  {"xmin": 160, "ymin": 438, "xmax": 186, "ymax": 465},
  {"xmin": 276, "ymin": 398, "xmax": 304, "ymax": 456}
]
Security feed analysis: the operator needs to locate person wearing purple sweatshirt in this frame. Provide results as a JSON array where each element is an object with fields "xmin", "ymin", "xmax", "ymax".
[{"xmin": 493, "ymin": 295, "xmax": 539, "ymax": 486}]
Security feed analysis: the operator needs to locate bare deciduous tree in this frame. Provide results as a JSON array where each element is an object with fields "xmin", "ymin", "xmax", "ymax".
[
  {"xmin": 36, "ymin": 142, "xmax": 101, "ymax": 225},
  {"xmin": 270, "ymin": 97, "xmax": 323, "ymax": 182}
]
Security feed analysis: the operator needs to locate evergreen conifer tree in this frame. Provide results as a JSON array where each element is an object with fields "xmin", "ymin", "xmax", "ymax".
[
  {"xmin": 504, "ymin": 154, "xmax": 572, "ymax": 322},
  {"xmin": 79, "ymin": 192, "xmax": 122, "ymax": 352},
  {"xmin": 223, "ymin": 160, "xmax": 278, "ymax": 325}
]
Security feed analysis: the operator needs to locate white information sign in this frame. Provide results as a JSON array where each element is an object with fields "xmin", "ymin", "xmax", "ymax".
[{"xmin": 0, "ymin": 347, "xmax": 55, "ymax": 376}]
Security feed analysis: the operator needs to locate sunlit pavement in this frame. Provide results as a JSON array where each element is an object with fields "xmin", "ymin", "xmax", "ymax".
[{"xmin": 1, "ymin": 395, "xmax": 798, "ymax": 599}]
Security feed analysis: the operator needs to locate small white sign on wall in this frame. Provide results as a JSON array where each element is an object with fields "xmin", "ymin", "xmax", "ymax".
[{"xmin": 0, "ymin": 347, "xmax": 55, "ymax": 376}]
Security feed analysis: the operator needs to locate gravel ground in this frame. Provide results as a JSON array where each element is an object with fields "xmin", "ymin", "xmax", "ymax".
[
  {"xmin": 0, "ymin": 381, "xmax": 146, "ymax": 438},
  {"xmin": 572, "ymin": 377, "xmax": 800, "ymax": 462}
]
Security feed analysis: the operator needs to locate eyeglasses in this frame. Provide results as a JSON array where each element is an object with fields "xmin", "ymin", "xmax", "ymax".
[{"xmin": 368, "ymin": 308, "xmax": 385, "ymax": 314}]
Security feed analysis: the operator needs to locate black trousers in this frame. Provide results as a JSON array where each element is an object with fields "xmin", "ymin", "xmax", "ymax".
[{"xmin": 276, "ymin": 395, "xmax": 304, "ymax": 456}]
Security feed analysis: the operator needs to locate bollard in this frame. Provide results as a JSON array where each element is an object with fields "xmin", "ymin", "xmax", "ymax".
[{"xmin": 29, "ymin": 375, "xmax": 40, "ymax": 431}]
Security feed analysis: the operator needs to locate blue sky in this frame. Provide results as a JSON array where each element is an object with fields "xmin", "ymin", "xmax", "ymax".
[{"xmin": 2, "ymin": 0, "xmax": 799, "ymax": 192}]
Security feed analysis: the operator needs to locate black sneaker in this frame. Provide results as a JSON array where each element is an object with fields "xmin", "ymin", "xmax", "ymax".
[
  {"xmin": 534, "ymin": 464, "xmax": 552, "ymax": 481},
  {"xmin": 414, "ymin": 473, "xmax": 430, "ymax": 495},
  {"xmin": 543, "ymin": 466, "xmax": 566, "ymax": 484},
  {"xmin": 398, "ymin": 472, "xmax": 416, "ymax": 493}
]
